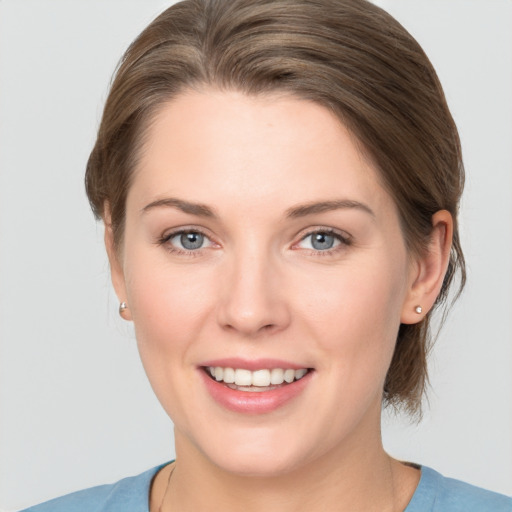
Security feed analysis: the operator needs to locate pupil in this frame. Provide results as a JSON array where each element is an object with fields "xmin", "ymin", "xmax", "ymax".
[
  {"xmin": 312, "ymin": 233, "xmax": 334, "ymax": 250},
  {"xmin": 181, "ymin": 232, "xmax": 203, "ymax": 250}
]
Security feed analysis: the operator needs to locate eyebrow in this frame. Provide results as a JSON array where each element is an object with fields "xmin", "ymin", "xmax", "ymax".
[
  {"xmin": 141, "ymin": 197, "xmax": 374, "ymax": 219},
  {"xmin": 142, "ymin": 198, "xmax": 216, "ymax": 217},
  {"xmin": 285, "ymin": 199, "xmax": 375, "ymax": 219}
]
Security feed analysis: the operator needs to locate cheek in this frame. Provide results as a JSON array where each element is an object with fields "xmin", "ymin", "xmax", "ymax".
[
  {"xmin": 122, "ymin": 258, "xmax": 219, "ymax": 422},
  {"xmin": 295, "ymin": 253, "xmax": 408, "ymax": 371},
  {"xmin": 122, "ymin": 245, "xmax": 216, "ymax": 372}
]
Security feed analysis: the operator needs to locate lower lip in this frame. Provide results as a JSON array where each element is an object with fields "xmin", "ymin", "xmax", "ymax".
[{"xmin": 200, "ymin": 369, "xmax": 313, "ymax": 414}]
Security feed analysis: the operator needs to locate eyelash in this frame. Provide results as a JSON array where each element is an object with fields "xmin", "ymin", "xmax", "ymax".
[
  {"xmin": 157, "ymin": 227, "xmax": 352, "ymax": 257},
  {"xmin": 294, "ymin": 228, "xmax": 352, "ymax": 257},
  {"xmin": 157, "ymin": 228, "xmax": 214, "ymax": 257}
]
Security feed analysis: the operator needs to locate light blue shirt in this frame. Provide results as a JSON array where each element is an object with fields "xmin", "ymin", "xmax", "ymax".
[{"xmin": 20, "ymin": 464, "xmax": 512, "ymax": 511}]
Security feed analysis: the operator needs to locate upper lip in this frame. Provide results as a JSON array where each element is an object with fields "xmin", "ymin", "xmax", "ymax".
[{"xmin": 199, "ymin": 358, "xmax": 310, "ymax": 371}]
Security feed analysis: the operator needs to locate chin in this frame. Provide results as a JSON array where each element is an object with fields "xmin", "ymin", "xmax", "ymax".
[
  {"xmin": 212, "ymin": 450, "xmax": 306, "ymax": 478},
  {"xmin": 191, "ymin": 424, "xmax": 319, "ymax": 478}
]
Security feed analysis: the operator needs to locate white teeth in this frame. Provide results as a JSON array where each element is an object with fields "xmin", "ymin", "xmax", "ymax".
[
  {"xmin": 223, "ymin": 367, "xmax": 235, "ymax": 384},
  {"xmin": 294, "ymin": 368, "xmax": 307, "ymax": 380},
  {"xmin": 270, "ymin": 368, "xmax": 284, "ymax": 385},
  {"xmin": 234, "ymin": 369, "xmax": 252, "ymax": 386},
  {"xmin": 207, "ymin": 366, "xmax": 309, "ymax": 387},
  {"xmin": 284, "ymin": 369, "xmax": 295, "ymax": 383},
  {"xmin": 252, "ymin": 369, "xmax": 271, "ymax": 387}
]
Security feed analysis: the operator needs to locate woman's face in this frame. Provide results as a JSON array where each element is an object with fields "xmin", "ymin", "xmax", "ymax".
[{"xmin": 111, "ymin": 90, "xmax": 420, "ymax": 475}]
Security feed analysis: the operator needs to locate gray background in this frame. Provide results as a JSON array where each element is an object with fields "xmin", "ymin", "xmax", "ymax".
[{"xmin": 1, "ymin": 1, "xmax": 511, "ymax": 510}]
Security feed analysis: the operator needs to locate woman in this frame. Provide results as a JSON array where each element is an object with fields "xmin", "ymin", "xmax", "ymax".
[{"xmin": 20, "ymin": 0, "xmax": 512, "ymax": 510}]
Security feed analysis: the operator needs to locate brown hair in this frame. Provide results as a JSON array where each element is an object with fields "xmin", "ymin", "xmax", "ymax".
[{"xmin": 85, "ymin": 0, "xmax": 465, "ymax": 415}]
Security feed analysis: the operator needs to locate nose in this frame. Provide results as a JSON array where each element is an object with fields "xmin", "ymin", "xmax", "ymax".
[{"xmin": 216, "ymin": 248, "xmax": 291, "ymax": 337}]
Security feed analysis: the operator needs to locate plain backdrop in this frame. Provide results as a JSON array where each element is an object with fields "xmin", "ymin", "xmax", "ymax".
[{"xmin": 1, "ymin": 1, "xmax": 511, "ymax": 510}]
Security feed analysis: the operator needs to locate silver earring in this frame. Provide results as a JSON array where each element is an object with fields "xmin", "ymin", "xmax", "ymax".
[
  {"xmin": 119, "ymin": 302, "xmax": 128, "ymax": 316},
  {"xmin": 414, "ymin": 305, "xmax": 423, "ymax": 314}
]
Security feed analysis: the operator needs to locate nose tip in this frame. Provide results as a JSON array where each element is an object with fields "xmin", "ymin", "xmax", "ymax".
[{"xmin": 216, "ymin": 261, "xmax": 290, "ymax": 338}]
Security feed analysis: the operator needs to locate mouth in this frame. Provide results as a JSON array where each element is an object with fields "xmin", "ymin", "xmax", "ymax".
[
  {"xmin": 203, "ymin": 366, "xmax": 312, "ymax": 392},
  {"xmin": 199, "ymin": 358, "xmax": 314, "ymax": 413}
]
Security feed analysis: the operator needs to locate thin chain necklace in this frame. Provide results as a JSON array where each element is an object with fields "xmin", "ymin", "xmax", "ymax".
[{"xmin": 158, "ymin": 464, "xmax": 175, "ymax": 512}]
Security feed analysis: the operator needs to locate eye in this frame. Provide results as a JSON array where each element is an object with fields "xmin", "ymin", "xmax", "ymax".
[
  {"xmin": 296, "ymin": 229, "xmax": 350, "ymax": 252},
  {"xmin": 174, "ymin": 231, "xmax": 206, "ymax": 250},
  {"xmin": 161, "ymin": 229, "xmax": 214, "ymax": 253},
  {"xmin": 308, "ymin": 232, "xmax": 338, "ymax": 250}
]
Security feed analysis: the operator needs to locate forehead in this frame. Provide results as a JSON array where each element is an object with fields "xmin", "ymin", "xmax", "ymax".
[{"xmin": 130, "ymin": 89, "xmax": 392, "ymax": 217}]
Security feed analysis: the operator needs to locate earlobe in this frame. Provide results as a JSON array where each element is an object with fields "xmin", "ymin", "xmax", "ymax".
[
  {"xmin": 401, "ymin": 210, "xmax": 453, "ymax": 324},
  {"xmin": 103, "ymin": 206, "xmax": 132, "ymax": 321}
]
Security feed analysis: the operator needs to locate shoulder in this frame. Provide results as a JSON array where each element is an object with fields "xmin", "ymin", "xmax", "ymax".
[
  {"xmin": 406, "ymin": 466, "xmax": 512, "ymax": 512},
  {"xmin": 19, "ymin": 463, "xmax": 168, "ymax": 512}
]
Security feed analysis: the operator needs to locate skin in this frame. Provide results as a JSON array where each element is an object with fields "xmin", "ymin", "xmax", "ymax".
[{"xmin": 106, "ymin": 90, "xmax": 453, "ymax": 511}]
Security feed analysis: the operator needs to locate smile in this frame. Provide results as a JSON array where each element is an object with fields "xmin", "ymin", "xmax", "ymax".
[
  {"xmin": 200, "ymin": 362, "xmax": 314, "ymax": 413},
  {"xmin": 206, "ymin": 366, "xmax": 309, "ymax": 391}
]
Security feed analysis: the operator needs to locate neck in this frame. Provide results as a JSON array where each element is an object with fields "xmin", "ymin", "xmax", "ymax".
[{"xmin": 158, "ymin": 425, "xmax": 419, "ymax": 512}]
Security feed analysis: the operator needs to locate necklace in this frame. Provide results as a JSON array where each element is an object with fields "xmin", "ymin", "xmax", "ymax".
[{"xmin": 158, "ymin": 464, "xmax": 175, "ymax": 512}]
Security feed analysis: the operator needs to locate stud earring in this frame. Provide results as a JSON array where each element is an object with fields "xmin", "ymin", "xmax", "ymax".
[
  {"xmin": 414, "ymin": 305, "xmax": 423, "ymax": 314},
  {"xmin": 119, "ymin": 302, "xmax": 128, "ymax": 317}
]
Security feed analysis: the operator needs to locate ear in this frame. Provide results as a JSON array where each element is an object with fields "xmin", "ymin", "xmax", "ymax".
[
  {"xmin": 401, "ymin": 210, "xmax": 453, "ymax": 324},
  {"xmin": 104, "ymin": 204, "xmax": 132, "ymax": 321}
]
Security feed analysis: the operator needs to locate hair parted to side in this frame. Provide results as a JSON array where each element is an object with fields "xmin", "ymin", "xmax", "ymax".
[{"xmin": 85, "ymin": 0, "xmax": 466, "ymax": 415}]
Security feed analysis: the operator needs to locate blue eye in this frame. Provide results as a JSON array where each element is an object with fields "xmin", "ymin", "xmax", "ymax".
[
  {"xmin": 168, "ymin": 231, "xmax": 210, "ymax": 251},
  {"xmin": 310, "ymin": 232, "xmax": 337, "ymax": 250},
  {"xmin": 181, "ymin": 232, "xmax": 204, "ymax": 250},
  {"xmin": 297, "ymin": 230, "xmax": 347, "ymax": 251}
]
